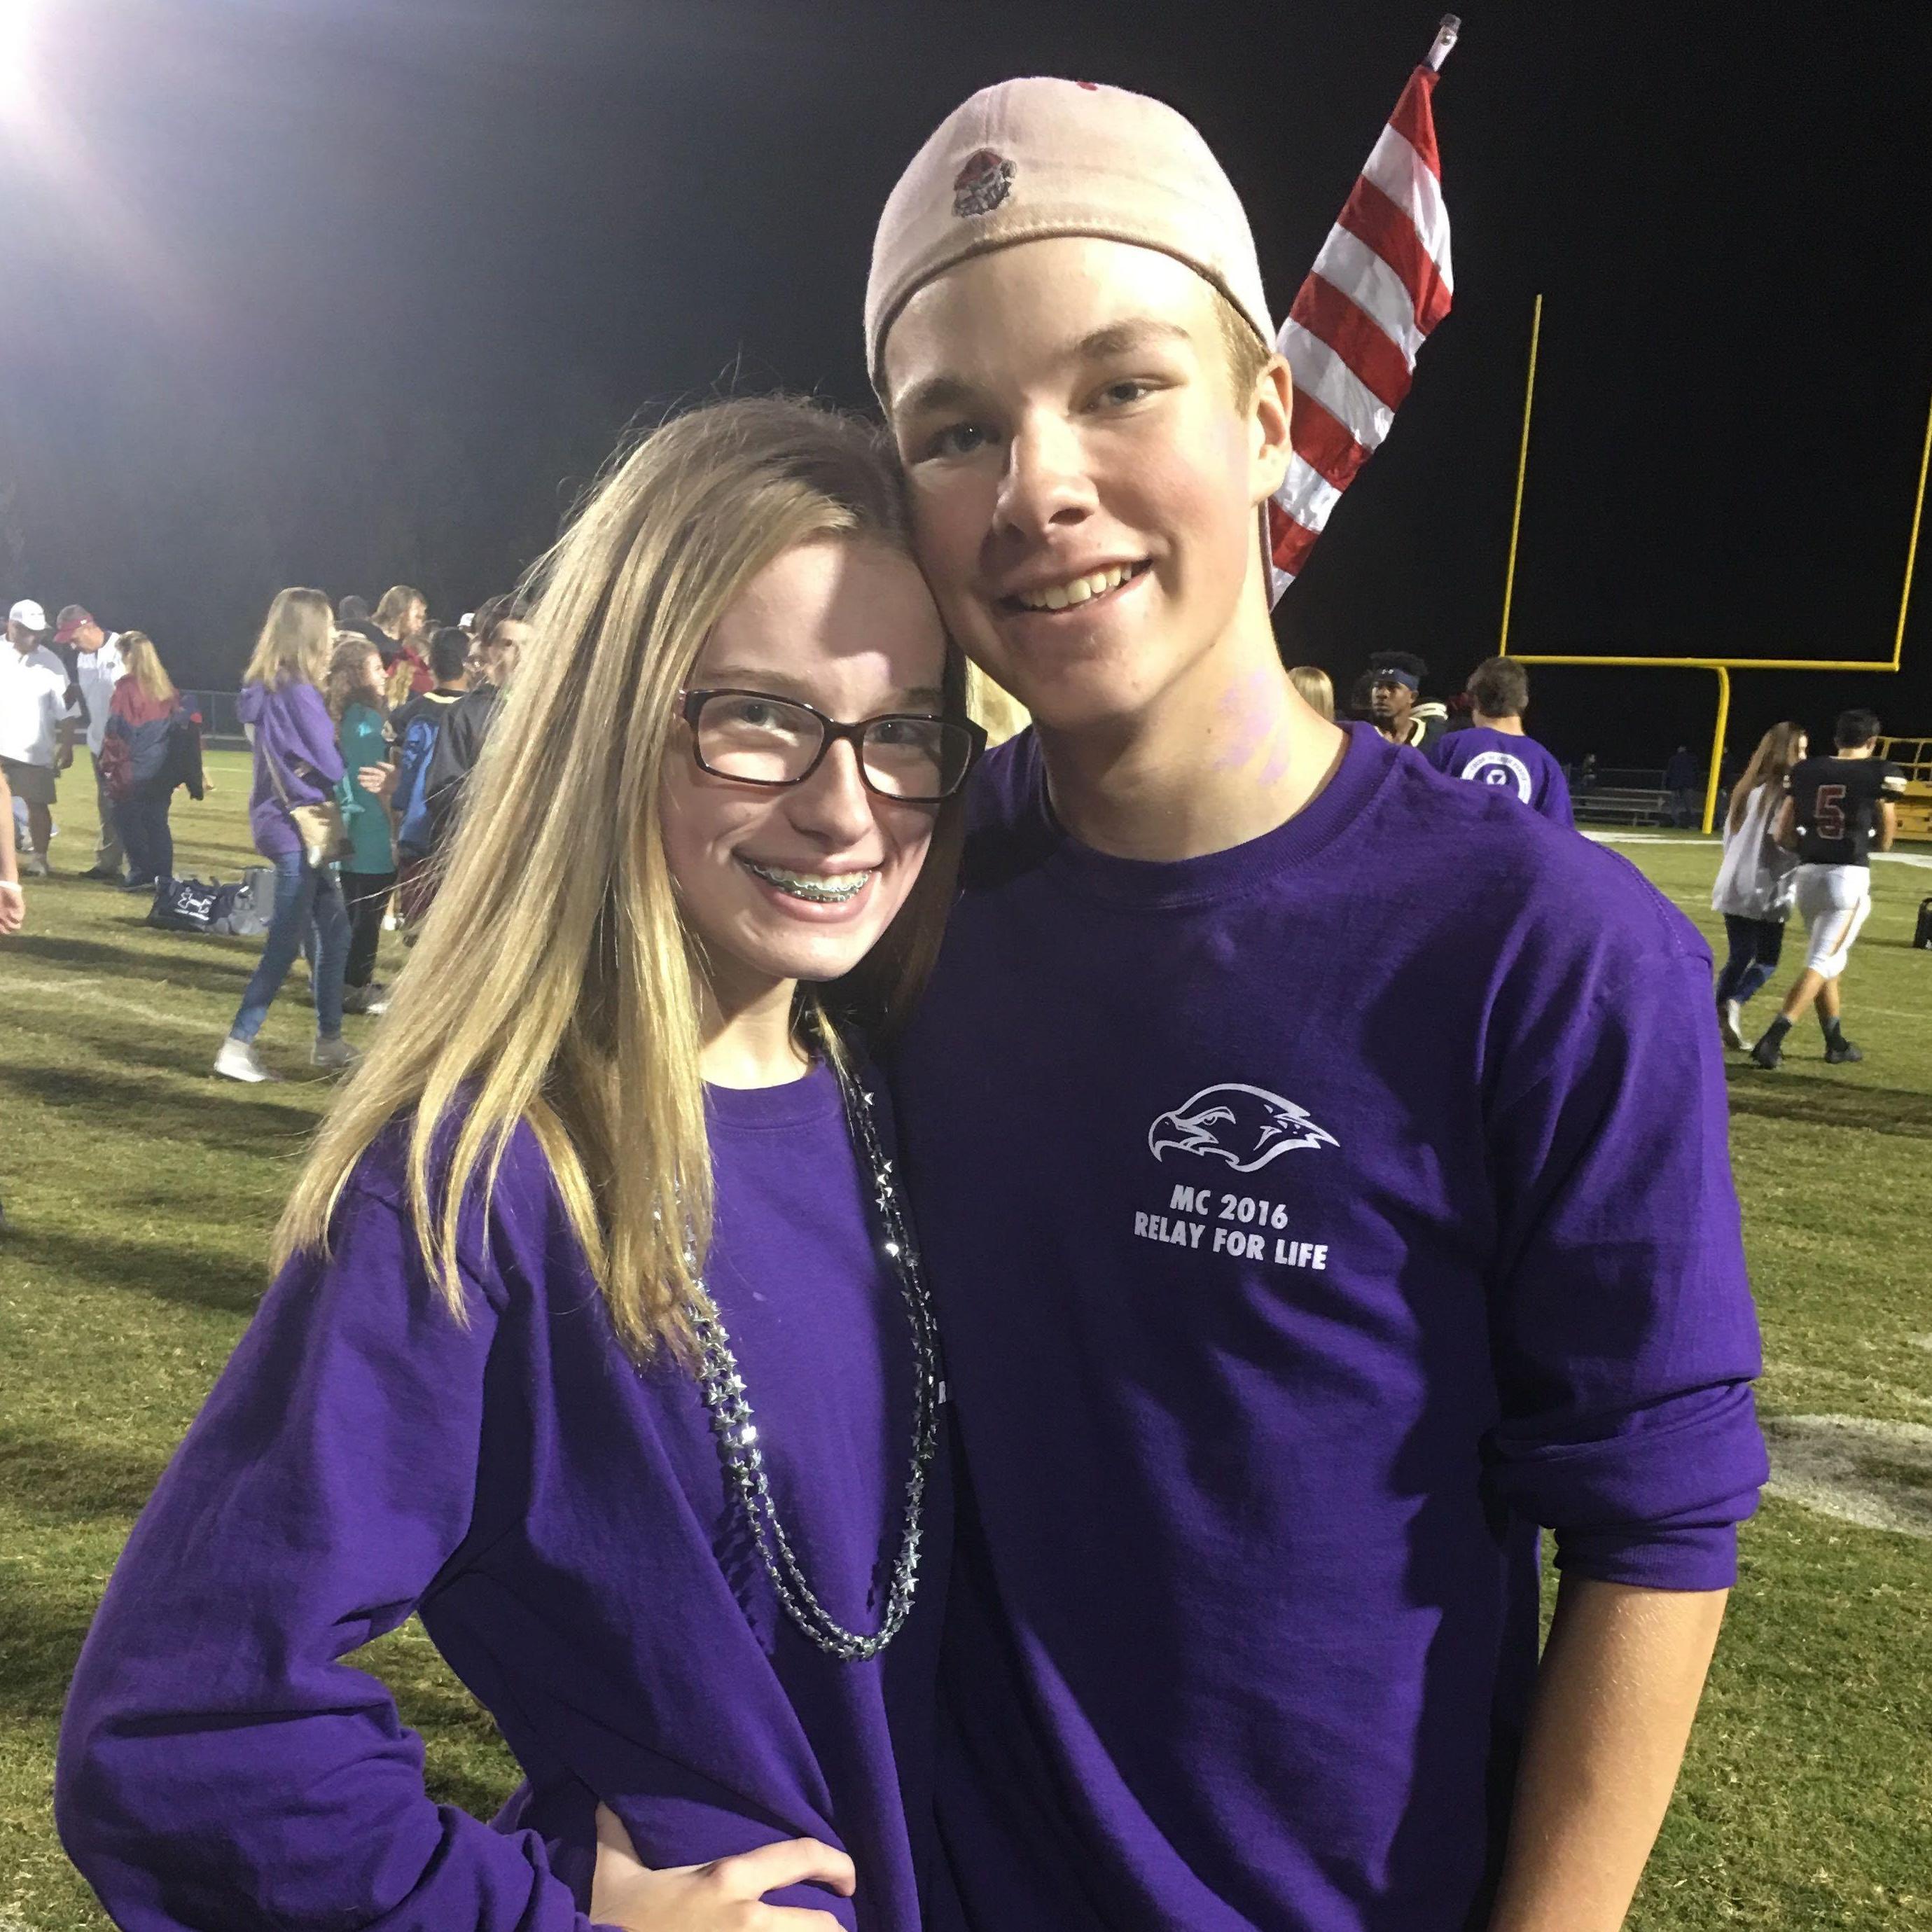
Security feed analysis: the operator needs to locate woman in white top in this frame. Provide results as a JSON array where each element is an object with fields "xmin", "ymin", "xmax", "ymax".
[{"xmin": 1711, "ymin": 721, "xmax": 1805, "ymax": 1050}]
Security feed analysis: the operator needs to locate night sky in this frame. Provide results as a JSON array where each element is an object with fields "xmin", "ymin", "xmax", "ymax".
[{"xmin": 4, "ymin": 0, "xmax": 1929, "ymax": 768}]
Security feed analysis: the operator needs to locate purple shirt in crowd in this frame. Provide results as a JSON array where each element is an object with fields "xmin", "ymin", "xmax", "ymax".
[
  {"xmin": 57, "ymin": 1068, "xmax": 946, "ymax": 1932},
  {"xmin": 1426, "ymin": 723, "xmax": 1573, "ymax": 826},
  {"xmin": 893, "ymin": 723, "xmax": 1764, "ymax": 1932},
  {"xmin": 237, "ymin": 678, "xmax": 345, "ymax": 860}
]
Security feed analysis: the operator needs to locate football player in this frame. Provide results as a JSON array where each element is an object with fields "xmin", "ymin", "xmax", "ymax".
[{"xmin": 1751, "ymin": 707, "xmax": 1903, "ymax": 1068}]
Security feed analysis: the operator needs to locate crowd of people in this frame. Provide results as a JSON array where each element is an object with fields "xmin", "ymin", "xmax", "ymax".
[
  {"xmin": 0, "ymin": 69, "xmax": 1912, "ymax": 1932},
  {"xmin": 0, "ymin": 581, "xmax": 527, "ymax": 1071},
  {"xmin": 1, "ymin": 598, "xmax": 204, "ymax": 898},
  {"xmin": 210, "ymin": 584, "xmax": 529, "ymax": 1080}
]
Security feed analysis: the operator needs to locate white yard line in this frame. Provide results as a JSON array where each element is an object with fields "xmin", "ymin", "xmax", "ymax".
[
  {"xmin": 6, "ymin": 973, "xmax": 200, "ymax": 1032},
  {"xmin": 1584, "ymin": 833, "xmax": 1931, "ymax": 868},
  {"xmin": 1762, "ymin": 1413, "xmax": 1932, "ymax": 1541},
  {"xmin": 1583, "ymin": 832, "xmax": 1718, "ymax": 845}
]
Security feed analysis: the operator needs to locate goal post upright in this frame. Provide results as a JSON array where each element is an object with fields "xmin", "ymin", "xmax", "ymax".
[{"xmin": 1496, "ymin": 298, "xmax": 1926, "ymax": 834}]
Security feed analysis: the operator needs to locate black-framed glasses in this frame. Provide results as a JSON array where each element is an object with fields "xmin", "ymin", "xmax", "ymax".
[{"xmin": 680, "ymin": 688, "xmax": 985, "ymax": 803}]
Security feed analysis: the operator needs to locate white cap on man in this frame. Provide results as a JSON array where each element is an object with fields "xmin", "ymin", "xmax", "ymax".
[{"xmin": 8, "ymin": 599, "xmax": 49, "ymax": 632}]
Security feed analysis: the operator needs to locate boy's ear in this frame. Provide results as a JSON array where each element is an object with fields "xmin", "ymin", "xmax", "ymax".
[{"xmin": 1249, "ymin": 355, "xmax": 1293, "ymax": 504}]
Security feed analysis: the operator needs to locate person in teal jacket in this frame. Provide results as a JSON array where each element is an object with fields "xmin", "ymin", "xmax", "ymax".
[{"xmin": 326, "ymin": 634, "xmax": 398, "ymax": 1015}]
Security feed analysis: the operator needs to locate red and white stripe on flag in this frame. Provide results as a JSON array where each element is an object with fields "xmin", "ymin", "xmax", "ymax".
[{"xmin": 1268, "ymin": 55, "xmax": 1454, "ymax": 604}]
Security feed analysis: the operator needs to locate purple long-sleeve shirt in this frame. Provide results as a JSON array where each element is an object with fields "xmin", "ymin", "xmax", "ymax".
[
  {"xmin": 893, "ymin": 723, "xmax": 1765, "ymax": 1932},
  {"xmin": 57, "ymin": 1069, "xmax": 946, "ymax": 1932},
  {"xmin": 238, "ymin": 678, "xmax": 345, "ymax": 860}
]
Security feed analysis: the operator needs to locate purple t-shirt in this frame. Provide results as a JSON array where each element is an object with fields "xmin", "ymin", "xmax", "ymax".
[
  {"xmin": 57, "ymin": 1068, "xmax": 947, "ymax": 1932},
  {"xmin": 892, "ymin": 723, "xmax": 1764, "ymax": 1932},
  {"xmin": 1427, "ymin": 723, "xmax": 1573, "ymax": 826}
]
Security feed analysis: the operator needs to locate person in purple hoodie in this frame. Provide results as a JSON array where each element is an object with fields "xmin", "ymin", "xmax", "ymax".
[
  {"xmin": 214, "ymin": 585, "xmax": 356, "ymax": 1082},
  {"xmin": 1429, "ymin": 658, "xmax": 1575, "ymax": 827},
  {"xmin": 869, "ymin": 79, "xmax": 1766, "ymax": 1932},
  {"xmin": 56, "ymin": 396, "xmax": 984, "ymax": 1931}
]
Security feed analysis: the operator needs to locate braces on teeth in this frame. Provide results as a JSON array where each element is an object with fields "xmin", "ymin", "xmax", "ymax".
[{"xmin": 746, "ymin": 862, "xmax": 871, "ymax": 903}]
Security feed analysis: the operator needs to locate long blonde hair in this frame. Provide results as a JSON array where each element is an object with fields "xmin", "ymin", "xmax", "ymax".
[
  {"xmin": 373, "ymin": 584, "xmax": 426, "ymax": 637},
  {"xmin": 242, "ymin": 587, "xmax": 333, "ymax": 692},
  {"xmin": 274, "ymin": 396, "xmax": 968, "ymax": 1362},
  {"xmin": 1727, "ymin": 721, "xmax": 1806, "ymax": 835},
  {"xmin": 325, "ymin": 633, "xmax": 385, "ymax": 721},
  {"xmin": 1286, "ymin": 665, "xmax": 1335, "ymax": 721},
  {"xmin": 119, "ymin": 632, "xmax": 176, "ymax": 705}
]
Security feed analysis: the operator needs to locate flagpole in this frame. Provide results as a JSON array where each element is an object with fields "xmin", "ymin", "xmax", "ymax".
[
  {"xmin": 1426, "ymin": 15, "xmax": 1461, "ymax": 70},
  {"xmin": 1498, "ymin": 293, "xmax": 1542, "ymax": 656}
]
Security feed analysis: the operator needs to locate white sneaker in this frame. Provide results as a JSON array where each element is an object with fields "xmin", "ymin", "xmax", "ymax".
[
  {"xmin": 214, "ymin": 1036, "xmax": 277, "ymax": 1083},
  {"xmin": 312, "ymin": 1034, "xmax": 360, "ymax": 1073},
  {"xmin": 1718, "ymin": 1000, "xmax": 1746, "ymax": 1052}
]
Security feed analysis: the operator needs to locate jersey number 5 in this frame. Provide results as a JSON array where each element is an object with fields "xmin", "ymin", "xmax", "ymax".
[{"xmin": 1813, "ymin": 784, "xmax": 1847, "ymax": 840}]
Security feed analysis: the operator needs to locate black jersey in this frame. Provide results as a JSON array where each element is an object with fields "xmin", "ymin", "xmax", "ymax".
[{"xmin": 1788, "ymin": 755, "xmax": 1905, "ymax": 866}]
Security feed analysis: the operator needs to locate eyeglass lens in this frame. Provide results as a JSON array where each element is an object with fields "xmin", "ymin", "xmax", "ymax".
[{"xmin": 693, "ymin": 693, "xmax": 968, "ymax": 799}]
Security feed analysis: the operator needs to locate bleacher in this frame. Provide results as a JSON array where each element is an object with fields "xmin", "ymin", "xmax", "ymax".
[{"xmin": 1570, "ymin": 767, "xmax": 1681, "ymax": 828}]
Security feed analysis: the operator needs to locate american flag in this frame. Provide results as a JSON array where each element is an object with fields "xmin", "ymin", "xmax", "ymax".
[{"xmin": 1268, "ymin": 17, "xmax": 1459, "ymax": 604}]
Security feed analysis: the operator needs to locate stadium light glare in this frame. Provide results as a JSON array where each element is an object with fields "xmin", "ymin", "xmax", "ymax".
[{"xmin": 0, "ymin": 1, "xmax": 41, "ymax": 122}]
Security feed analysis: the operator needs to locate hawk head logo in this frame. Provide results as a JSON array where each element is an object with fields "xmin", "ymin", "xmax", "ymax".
[{"xmin": 1147, "ymin": 1083, "xmax": 1337, "ymax": 1173}]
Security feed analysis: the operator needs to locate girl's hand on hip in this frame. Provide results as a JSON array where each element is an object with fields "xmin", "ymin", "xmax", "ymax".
[{"xmin": 590, "ymin": 1802, "xmax": 856, "ymax": 1930}]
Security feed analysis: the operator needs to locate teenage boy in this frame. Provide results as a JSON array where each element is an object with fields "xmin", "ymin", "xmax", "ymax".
[
  {"xmin": 1750, "ymin": 707, "xmax": 1902, "ymax": 1069},
  {"xmin": 871, "ymin": 80, "xmax": 1765, "ymax": 1932},
  {"xmin": 1366, "ymin": 650, "xmax": 1446, "ymax": 751},
  {"xmin": 1430, "ymin": 655, "xmax": 1573, "ymax": 826},
  {"xmin": 55, "ymin": 606, "xmax": 130, "ymax": 880}
]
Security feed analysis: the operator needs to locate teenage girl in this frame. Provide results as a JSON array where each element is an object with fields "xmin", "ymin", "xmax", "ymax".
[{"xmin": 58, "ymin": 397, "xmax": 982, "ymax": 1932}]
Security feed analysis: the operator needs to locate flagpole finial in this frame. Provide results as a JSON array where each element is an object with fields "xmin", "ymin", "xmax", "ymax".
[{"xmin": 1426, "ymin": 15, "xmax": 1461, "ymax": 70}]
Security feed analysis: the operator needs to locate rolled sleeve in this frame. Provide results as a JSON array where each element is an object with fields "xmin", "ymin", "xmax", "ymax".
[{"xmin": 1481, "ymin": 892, "xmax": 1768, "ymax": 1590}]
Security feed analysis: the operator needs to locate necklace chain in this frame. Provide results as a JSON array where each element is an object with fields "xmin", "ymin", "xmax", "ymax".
[{"xmin": 687, "ymin": 1060, "xmax": 942, "ymax": 1662}]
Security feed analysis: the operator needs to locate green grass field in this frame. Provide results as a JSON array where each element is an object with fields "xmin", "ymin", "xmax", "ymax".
[{"xmin": 3, "ymin": 751, "xmax": 1929, "ymax": 1927}]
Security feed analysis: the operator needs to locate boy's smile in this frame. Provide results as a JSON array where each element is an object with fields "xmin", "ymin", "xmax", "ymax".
[{"xmin": 883, "ymin": 236, "xmax": 1289, "ymax": 737}]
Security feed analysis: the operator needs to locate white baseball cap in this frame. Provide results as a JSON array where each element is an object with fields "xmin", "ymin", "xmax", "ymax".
[{"xmin": 8, "ymin": 599, "xmax": 49, "ymax": 631}]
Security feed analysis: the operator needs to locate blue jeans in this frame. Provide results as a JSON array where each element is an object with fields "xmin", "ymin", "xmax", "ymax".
[
  {"xmin": 1714, "ymin": 912, "xmax": 1785, "ymax": 1007},
  {"xmin": 230, "ymin": 850, "xmax": 349, "ymax": 1043}
]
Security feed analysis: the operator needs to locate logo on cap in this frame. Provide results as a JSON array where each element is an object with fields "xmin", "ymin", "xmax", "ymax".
[{"xmin": 952, "ymin": 148, "xmax": 1015, "ymax": 219}]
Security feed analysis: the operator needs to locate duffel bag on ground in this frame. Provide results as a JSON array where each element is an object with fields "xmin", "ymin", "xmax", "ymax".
[{"xmin": 147, "ymin": 876, "xmax": 243, "ymax": 934}]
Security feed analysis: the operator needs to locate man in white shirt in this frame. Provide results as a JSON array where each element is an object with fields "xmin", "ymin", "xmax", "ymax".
[
  {"xmin": 1, "ymin": 599, "xmax": 80, "ymax": 876},
  {"xmin": 55, "ymin": 605, "xmax": 129, "ymax": 879}
]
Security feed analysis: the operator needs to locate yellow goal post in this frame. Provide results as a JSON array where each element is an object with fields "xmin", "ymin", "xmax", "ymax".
[{"xmin": 1496, "ymin": 295, "xmax": 1930, "ymax": 835}]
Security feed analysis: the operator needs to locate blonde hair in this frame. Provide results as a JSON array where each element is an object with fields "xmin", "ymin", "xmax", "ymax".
[
  {"xmin": 119, "ymin": 632, "xmax": 176, "ymax": 706},
  {"xmin": 325, "ymin": 633, "xmax": 387, "ymax": 721},
  {"xmin": 242, "ymin": 588, "xmax": 333, "ymax": 692},
  {"xmin": 1727, "ymin": 721, "xmax": 1807, "ymax": 835},
  {"xmin": 1287, "ymin": 664, "xmax": 1334, "ymax": 721},
  {"xmin": 274, "ymin": 396, "xmax": 968, "ymax": 1363},
  {"xmin": 967, "ymin": 664, "xmax": 1029, "ymax": 746},
  {"xmin": 373, "ymin": 585, "xmax": 426, "ymax": 635},
  {"xmin": 1214, "ymin": 287, "xmax": 1274, "ymax": 405}
]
